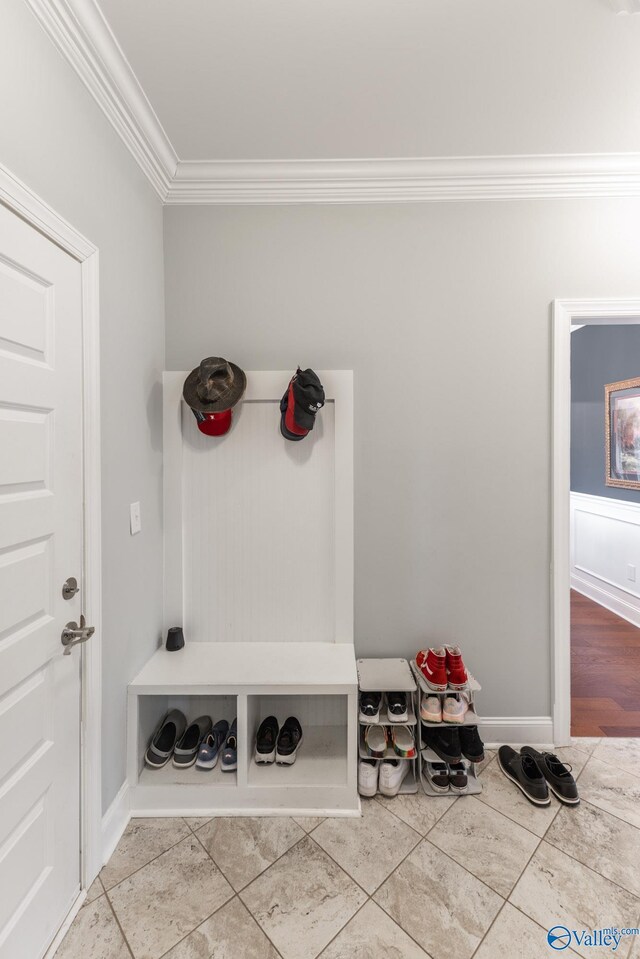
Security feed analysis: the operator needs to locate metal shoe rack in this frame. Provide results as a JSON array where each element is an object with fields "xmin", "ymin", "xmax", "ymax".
[
  {"xmin": 409, "ymin": 660, "xmax": 483, "ymax": 796},
  {"xmin": 357, "ymin": 659, "xmax": 419, "ymax": 796}
]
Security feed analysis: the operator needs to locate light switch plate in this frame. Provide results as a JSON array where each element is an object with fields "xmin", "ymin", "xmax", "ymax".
[{"xmin": 130, "ymin": 501, "xmax": 141, "ymax": 535}]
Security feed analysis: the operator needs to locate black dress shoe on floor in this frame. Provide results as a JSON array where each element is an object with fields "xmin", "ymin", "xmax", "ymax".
[
  {"xmin": 520, "ymin": 747, "xmax": 580, "ymax": 805},
  {"xmin": 422, "ymin": 725, "xmax": 462, "ymax": 763},
  {"xmin": 498, "ymin": 745, "xmax": 550, "ymax": 806},
  {"xmin": 459, "ymin": 725, "xmax": 485, "ymax": 764}
]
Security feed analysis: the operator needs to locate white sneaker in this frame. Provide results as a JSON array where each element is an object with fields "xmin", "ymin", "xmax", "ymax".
[
  {"xmin": 420, "ymin": 695, "xmax": 442, "ymax": 723},
  {"xmin": 358, "ymin": 759, "xmax": 379, "ymax": 797},
  {"xmin": 378, "ymin": 759, "xmax": 409, "ymax": 797},
  {"xmin": 442, "ymin": 696, "xmax": 467, "ymax": 724}
]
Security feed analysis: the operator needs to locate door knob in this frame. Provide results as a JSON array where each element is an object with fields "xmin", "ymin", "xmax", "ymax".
[{"xmin": 61, "ymin": 615, "xmax": 95, "ymax": 655}]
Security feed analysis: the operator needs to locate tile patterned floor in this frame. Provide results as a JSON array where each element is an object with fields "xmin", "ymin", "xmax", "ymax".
[{"xmin": 56, "ymin": 739, "xmax": 640, "ymax": 959}]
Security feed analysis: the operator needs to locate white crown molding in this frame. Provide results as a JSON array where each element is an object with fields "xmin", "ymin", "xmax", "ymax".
[
  {"xmin": 26, "ymin": 0, "xmax": 177, "ymax": 200},
  {"xmin": 166, "ymin": 154, "xmax": 640, "ymax": 204},
  {"xmin": 25, "ymin": 4, "xmax": 640, "ymax": 204}
]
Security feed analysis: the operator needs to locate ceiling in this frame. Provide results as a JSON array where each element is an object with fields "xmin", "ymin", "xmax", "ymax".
[
  {"xmin": 25, "ymin": 0, "xmax": 640, "ymax": 201},
  {"xmin": 98, "ymin": 0, "xmax": 640, "ymax": 162}
]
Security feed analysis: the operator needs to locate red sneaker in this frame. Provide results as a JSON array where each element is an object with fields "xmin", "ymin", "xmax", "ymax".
[
  {"xmin": 445, "ymin": 646, "xmax": 468, "ymax": 689},
  {"xmin": 416, "ymin": 647, "xmax": 447, "ymax": 691}
]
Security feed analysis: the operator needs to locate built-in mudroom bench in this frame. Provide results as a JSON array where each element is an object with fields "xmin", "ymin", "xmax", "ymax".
[{"xmin": 127, "ymin": 369, "xmax": 359, "ymax": 817}]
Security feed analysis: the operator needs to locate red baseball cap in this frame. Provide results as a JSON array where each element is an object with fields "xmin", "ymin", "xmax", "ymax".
[{"xmin": 191, "ymin": 408, "xmax": 233, "ymax": 436}]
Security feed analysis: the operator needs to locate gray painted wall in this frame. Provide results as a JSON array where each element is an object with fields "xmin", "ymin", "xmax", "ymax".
[
  {"xmin": 571, "ymin": 325, "xmax": 640, "ymax": 503},
  {"xmin": 164, "ymin": 200, "xmax": 640, "ymax": 720},
  {"xmin": 0, "ymin": 0, "xmax": 165, "ymax": 811}
]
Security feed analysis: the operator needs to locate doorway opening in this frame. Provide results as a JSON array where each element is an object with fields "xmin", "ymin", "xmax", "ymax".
[{"xmin": 552, "ymin": 300, "xmax": 640, "ymax": 744}]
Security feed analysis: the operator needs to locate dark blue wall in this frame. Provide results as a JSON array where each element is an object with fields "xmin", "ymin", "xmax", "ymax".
[{"xmin": 571, "ymin": 325, "xmax": 640, "ymax": 503}]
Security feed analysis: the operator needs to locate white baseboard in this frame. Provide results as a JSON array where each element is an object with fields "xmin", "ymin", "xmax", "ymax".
[
  {"xmin": 44, "ymin": 890, "xmax": 86, "ymax": 959},
  {"xmin": 480, "ymin": 716, "xmax": 554, "ymax": 748},
  {"xmin": 101, "ymin": 781, "xmax": 130, "ymax": 866},
  {"xmin": 571, "ymin": 572, "xmax": 640, "ymax": 629}
]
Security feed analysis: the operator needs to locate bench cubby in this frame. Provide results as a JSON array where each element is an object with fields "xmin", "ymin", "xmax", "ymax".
[{"xmin": 128, "ymin": 371, "xmax": 358, "ymax": 816}]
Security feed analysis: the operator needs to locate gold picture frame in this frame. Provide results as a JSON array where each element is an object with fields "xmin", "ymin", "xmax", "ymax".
[{"xmin": 605, "ymin": 376, "xmax": 640, "ymax": 490}]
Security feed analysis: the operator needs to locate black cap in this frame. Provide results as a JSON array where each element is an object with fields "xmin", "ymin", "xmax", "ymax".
[{"xmin": 280, "ymin": 368, "xmax": 325, "ymax": 440}]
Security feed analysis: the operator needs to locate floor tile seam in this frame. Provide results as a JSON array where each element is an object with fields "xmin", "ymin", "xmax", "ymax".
[
  {"xmin": 304, "ymin": 822, "xmax": 322, "ymax": 835},
  {"xmin": 430, "ymin": 818, "xmax": 545, "ymax": 901},
  {"xmin": 105, "ymin": 833, "xmax": 236, "ymax": 957},
  {"xmin": 101, "ymin": 820, "xmax": 193, "ymax": 892},
  {"xmin": 188, "ymin": 823, "xmax": 265, "ymax": 895},
  {"xmin": 475, "ymin": 785, "xmax": 561, "ymax": 840},
  {"xmin": 321, "ymin": 895, "xmax": 439, "ymax": 959},
  {"xmin": 229, "ymin": 831, "xmax": 320, "ymax": 896},
  {"xmin": 467, "ymin": 896, "xmax": 509, "ymax": 959},
  {"xmin": 424, "ymin": 793, "xmax": 545, "ymax": 886},
  {"xmin": 314, "ymin": 898, "xmax": 372, "ymax": 959},
  {"xmin": 376, "ymin": 833, "xmax": 507, "ymax": 959},
  {"xmin": 544, "ymin": 795, "xmax": 640, "ymax": 840},
  {"xmin": 308, "ymin": 806, "xmax": 430, "ymax": 898},
  {"xmin": 100, "ymin": 889, "xmax": 136, "ymax": 959},
  {"xmin": 583, "ymin": 752, "xmax": 640, "ymax": 777},
  {"xmin": 153, "ymin": 892, "xmax": 287, "ymax": 959},
  {"xmin": 371, "ymin": 790, "xmax": 458, "ymax": 837},
  {"xmin": 240, "ymin": 893, "xmax": 287, "ymax": 959},
  {"xmin": 415, "ymin": 834, "xmax": 512, "ymax": 904},
  {"xmin": 184, "ymin": 818, "xmax": 211, "ymax": 835},
  {"xmin": 355, "ymin": 799, "xmax": 424, "ymax": 844},
  {"xmin": 370, "ymin": 792, "xmax": 432, "ymax": 834},
  {"xmin": 191, "ymin": 816, "xmax": 309, "ymax": 883},
  {"xmin": 505, "ymin": 900, "xmax": 583, "ymax": 957},
  {"xmin": 303, "ymin": 832, "xmax": 379, "ymax": 899},
  {"xmin": 154, "ymin": 893, "xmax": 239, "ymax": 959},
  {"xmin": 513, "ymin": 838, "xmax": 640, "ymax": 908},
  {"xmin": 234, "ymin": 835, "xmax": 373, "ymax": 958},
  {"xmin": 571, "ymin": 790, "xmax": 640, "ymax": 834}
]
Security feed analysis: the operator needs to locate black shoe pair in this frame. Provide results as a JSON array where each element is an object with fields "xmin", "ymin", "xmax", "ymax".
[
  {"xmin": 359, "ymin": 691, "xmax": 407, "ymax": 722},
  {"xmin": 422, "ymin": 724, "xmax": 485, "ymax": 764},
  {"xmin": 427, "ymin": 760, "xmax": 468, "ymax": 793},
  {"xmin": 255, "ymin": 716, "xmax": 303, "ymax": 766},
  {"xmin": 498, "ymin": 745, "xmax": 579, "ymax": 807}
]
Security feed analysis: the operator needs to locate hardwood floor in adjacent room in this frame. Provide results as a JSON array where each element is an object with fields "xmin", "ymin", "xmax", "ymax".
[{"xmin": 571, "ymin": 590, "xmax": 640, "ymax": 737}]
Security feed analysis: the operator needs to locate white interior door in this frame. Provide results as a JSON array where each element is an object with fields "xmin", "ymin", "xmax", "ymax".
[{"xmin": 0, "ymin": 202, "xmax": 84, "ymax": 959}]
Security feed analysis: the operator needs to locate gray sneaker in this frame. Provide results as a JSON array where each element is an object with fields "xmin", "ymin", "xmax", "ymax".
[
  {"xmin": 220, "ymin": 718, "xmax": 238, "ymax": 772},
  {"xmin": 196, "ymin": 719, "xmax": 230, "ymax": 770},
  {"xmin": 145, "ymin": 709, "xmax": 187, "ymax": 768},
  {"xmin": 173, "ymin": 716, "xmax": 213, "ymax": 768}
]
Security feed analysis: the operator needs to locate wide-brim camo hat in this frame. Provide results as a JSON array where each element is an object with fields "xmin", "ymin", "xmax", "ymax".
[{"xmin": 183, "ymin": 356, "xmax": 246, "ymax": 435}]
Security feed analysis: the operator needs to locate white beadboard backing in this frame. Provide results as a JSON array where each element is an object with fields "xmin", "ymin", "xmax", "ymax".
[
  {"xmin": 571, "ymin": 491, "xmax": 640, "ymax": 627},
  {"xmin": 247, "ymin": 694, "xmax": 347, "ymax": 729},
  {"xmin": 182, "ymin": 398, "xmax": 335, "ymax": 643},
  {"xmin": 163, "ymin": 371, "xmax": 354, "ymax": 646}
]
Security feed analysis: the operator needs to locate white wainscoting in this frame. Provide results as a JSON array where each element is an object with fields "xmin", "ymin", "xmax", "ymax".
[{"xmin": 571, "ymin": 491, "xmax": 640, "ymax": 627}]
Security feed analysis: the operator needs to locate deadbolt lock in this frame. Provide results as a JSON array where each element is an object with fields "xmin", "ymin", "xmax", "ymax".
[{"xmin": 62, "ymin": 576, "xmax": 79, "ymax": 600}]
